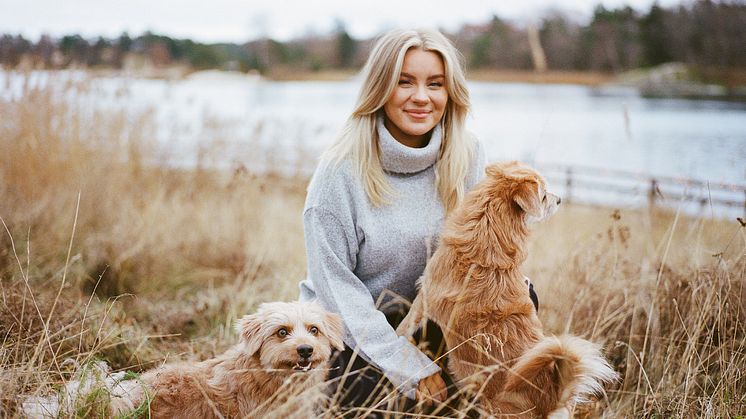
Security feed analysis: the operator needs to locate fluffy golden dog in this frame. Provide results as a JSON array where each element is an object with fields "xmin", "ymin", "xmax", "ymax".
[
  {"xmin": 108, "ymin": 301, "xmax": 344, "ymax": 418},
  {"xmin": 397, "ymin": 162, "xmax": 616, "ymax": 418}
]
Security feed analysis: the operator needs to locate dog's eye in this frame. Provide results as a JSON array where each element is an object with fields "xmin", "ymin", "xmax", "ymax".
[
  {"xmin": 277, "ymin": 328, "xmax": 288, "ymax": 338},
  {"xmin": 309, "ymin": 326, "xmax": 318, "ymax": 335},
  {"xmin": 542, "ymin": 195, "xmax": 547, "ymax": 202}
]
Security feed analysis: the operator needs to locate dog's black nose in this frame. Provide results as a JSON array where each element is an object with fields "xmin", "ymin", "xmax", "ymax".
[
  {"xmin": 557, "ymin": 197, "xmax": 561, "ymax": 204},
  {"xmin": 297, "ymin": 345, "xmax": 313, "ymax": 359}
]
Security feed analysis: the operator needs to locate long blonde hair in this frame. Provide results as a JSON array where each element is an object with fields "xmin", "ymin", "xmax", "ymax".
[{"xmin": 323, "ymin": 28, "xmax": 474, "ymax": 213}]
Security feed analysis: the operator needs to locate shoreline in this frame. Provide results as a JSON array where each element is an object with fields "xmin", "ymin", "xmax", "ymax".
[
  {"xmin": 467, "ymin": 69, "xmax": 616, "ymax": 86},
  {"xmin": 54, "ymin": 67, "xmax": 617, "ymax": 86},
  {"xmin": 263, "ymin": 68, "xmax": 618, "ymax": 86},
  {"xmin": 9, "ymin": 67, "xmax": 746, "ymax": 99}
]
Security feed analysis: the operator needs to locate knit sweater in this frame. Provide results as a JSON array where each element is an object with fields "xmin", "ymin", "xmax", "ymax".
[{"xmin": 298, "ymin": 116, "xmax": 486, "ymax": 398}]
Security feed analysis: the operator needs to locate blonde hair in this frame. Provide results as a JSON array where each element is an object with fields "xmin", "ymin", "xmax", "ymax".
[{"xmin": 323, "ymin": 28, "xmax": 475, "ymax": 213}]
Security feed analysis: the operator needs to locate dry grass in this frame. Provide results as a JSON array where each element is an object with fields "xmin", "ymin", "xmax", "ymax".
[
  {"xmin": 524, "ymin": 206, "xmax": 745, "ymax": 416},
  {"xmin": 1, "ymin": 72, "xmax": 744, "ymax": 417}
]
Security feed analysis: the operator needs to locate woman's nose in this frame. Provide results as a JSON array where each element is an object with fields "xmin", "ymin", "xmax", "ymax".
[{"xmin": 411, "ymin": 84, "xmax": 429, "ymax": 103}]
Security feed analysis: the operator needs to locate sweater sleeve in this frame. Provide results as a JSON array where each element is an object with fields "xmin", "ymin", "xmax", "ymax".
[{"xmin": 303, "ymin": 205, "xmax": 440, "ymax": 399}]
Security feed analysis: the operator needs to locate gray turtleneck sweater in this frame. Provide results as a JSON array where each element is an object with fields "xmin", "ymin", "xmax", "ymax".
[{"xmin": 299, "ymin": 117, "xmax": 485, "ymax": 398}]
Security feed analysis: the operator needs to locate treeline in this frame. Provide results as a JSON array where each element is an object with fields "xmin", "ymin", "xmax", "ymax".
[{"xmin": 1, "ymin": 1, "xmax": 744, "ymax": 75}]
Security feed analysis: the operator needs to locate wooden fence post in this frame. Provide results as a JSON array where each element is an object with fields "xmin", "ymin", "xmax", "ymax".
[{"xmin": 648, "ymin": 179, "xmax": 658, "ymax": 210}]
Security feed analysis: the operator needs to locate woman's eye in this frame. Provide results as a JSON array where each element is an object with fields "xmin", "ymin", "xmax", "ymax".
[
  {"xmin": 398, "ymin": 79, "xmax": 411, "ymax": 85},
  {"xmin": 309, "ymin": 326, "xmax": 319, "ymax": 335},
  {"xmin": 429, "ymin": 82, "xmax": 443, "ymax": 87},
  {"xmin": 277, "ymin": 328, "xmax": 288, "ymax": 338}
]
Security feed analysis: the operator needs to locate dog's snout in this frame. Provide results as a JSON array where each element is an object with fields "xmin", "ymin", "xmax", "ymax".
[{"xmin": 297, "ymin": 345, "xmax": 313, "ymax": 359}]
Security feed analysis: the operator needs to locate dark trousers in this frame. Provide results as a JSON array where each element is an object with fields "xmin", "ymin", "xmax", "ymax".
[{"xmin": 326, "ymin": 311, "xmax": 457, "ymax": 417}]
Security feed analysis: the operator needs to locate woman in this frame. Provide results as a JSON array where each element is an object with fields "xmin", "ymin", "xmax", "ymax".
[{"xmin": 298, "ymin": 29, "xmax": 485, "ymax": 409}]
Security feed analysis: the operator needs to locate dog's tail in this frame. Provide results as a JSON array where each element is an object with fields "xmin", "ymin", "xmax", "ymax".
[{"xmin": 499, "ymin": 335, "xmax": 617, "ymax": 417}]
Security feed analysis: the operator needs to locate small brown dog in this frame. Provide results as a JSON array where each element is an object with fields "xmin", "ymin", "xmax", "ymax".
[
  {"xmin": 109, "ymin": 301, "xmax": 345, "ymax": 418},
  {"xmin": 397, "ymin": 162, "xmax": 616, "ymax": 418}
]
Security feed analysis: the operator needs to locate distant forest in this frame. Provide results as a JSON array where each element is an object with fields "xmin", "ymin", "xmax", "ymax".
[{"xmin": 1, "ymin": 1, "xmax": 744, "ymax": 79}]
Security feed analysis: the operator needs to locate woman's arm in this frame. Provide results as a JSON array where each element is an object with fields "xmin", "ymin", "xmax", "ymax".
[{"xmin": 304, "ymin": 206, "xmax": 440, "ymax": 399}]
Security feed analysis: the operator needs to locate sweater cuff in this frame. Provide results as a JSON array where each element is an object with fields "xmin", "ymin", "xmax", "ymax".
[{"xmin": 375, "ymin": 338, "xmax": 442, "ymax": 399}]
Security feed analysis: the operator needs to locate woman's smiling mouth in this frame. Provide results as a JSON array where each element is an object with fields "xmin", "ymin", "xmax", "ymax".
[{"xmin": 405, "ymin": 109, "xmax": 430, "ymax": 119}]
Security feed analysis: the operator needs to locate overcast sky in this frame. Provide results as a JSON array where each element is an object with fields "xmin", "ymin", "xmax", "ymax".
[{"xmin": 2, "ymin": 0, "xmax": 686, "ymax": 43}]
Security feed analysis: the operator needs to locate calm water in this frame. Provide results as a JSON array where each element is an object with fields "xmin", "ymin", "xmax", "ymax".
[{"xmin": 3, "ymin": 70, "xmax": 745, "ymax": 216}]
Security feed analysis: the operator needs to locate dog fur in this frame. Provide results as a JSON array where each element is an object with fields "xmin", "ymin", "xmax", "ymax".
[
  {"xmin": 396, "ymin": 161, "xmax": 617, "ymax": 418},
  {"xmin": 23, "ymin": 301, "xmax": 344, "ymax": 419}
]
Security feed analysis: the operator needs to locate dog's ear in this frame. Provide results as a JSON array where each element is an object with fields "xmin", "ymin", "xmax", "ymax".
[
  {"xmin": 236, "ymin": 313, "xmax": 264, "ymax": 356},
  {"xmin": 323, "ymin": 312, "xmax": 345, "ymax": 351},
  {"xmin": 485, "ymin": 161, "xmax": 516, "ymax": 179},
  {"xmin": 485, "ymin": 164, "xmax": 501, "ymax": 178},
  {"xmin": 513, "ymin": 179, "xmax": 542, "ymax": 218}
]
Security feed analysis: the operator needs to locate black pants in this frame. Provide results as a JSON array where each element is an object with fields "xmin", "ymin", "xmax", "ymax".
[{"xmin": 326, "ymin": 311, "xmax": 456, "ymax": 417}]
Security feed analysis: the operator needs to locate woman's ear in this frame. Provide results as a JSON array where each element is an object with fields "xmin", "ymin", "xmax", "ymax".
[
  {"xmin": 513, "ymin": 179, "xmax": 542, "ymax": 218},
  {"xmin": 323, "ymin": 312, "xmax": 345, "ymax": 351},
  {"xmin": 236, "ymin": 313, "xmax": 264, "ymax": 356}
]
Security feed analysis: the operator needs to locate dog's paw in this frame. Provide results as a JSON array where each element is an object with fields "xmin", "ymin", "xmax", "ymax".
[
  {"xmin": 394, "ymin": 322, "xmax": 409, "ymax": 337},
  {"xmin": 395, "ymin": 320, "xmax": 416, "ymax": 338}
]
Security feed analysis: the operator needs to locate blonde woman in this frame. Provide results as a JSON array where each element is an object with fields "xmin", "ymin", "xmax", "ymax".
[{"xmin": 299, "ymin": 29, "xmax": 486, "ymax": 411}]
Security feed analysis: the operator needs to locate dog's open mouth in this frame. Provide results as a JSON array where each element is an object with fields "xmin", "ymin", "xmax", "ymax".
[{"xmin": 292, "ymin": 359, "xmax": 314, "ymax": 372}]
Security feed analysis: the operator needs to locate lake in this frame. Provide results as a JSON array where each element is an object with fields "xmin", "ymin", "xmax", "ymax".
[{"xmin": 3, "ymin": 70, "xmax": 745, "ymax": 217}]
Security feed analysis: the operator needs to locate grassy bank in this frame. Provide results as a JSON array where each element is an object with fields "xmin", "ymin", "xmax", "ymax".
[{"xmin": 1, "ymin": 75, "xmax": 744, "ymax": 417}]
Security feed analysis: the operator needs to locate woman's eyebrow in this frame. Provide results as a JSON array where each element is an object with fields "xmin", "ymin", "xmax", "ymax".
[{"xmin": 399, "ymin": 72, "xmax": 445, "ymax": 79}]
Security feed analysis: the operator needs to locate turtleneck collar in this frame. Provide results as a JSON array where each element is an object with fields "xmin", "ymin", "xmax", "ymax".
[{"xmin": 377, "ymin": 115, "xmax": 442, "ymax": 174}]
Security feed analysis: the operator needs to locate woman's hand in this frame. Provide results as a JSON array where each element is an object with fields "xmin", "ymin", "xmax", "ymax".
[{"xmin": 417, "ymin": 372, "xmax": 447, "ymax": 406}]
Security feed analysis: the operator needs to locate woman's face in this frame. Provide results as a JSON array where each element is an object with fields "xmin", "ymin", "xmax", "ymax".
[{"xmin": 383, "ymin": 48, "xmax": 448, "ymax": 148}]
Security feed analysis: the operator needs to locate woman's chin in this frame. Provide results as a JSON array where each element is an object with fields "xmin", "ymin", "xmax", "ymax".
[{"xmin": 401, "ymin": 124, "xmax": 435, "ymax": 138}]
